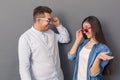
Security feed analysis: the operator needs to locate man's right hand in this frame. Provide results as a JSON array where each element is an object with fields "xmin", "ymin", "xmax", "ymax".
[{"xmin": 52, "ymin": 17, "xmax": 61, "ymax": 27}]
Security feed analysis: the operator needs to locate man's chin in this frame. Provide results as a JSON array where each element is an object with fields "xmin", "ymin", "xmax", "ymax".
[{"xmin": 44, "ymin": 28, "xmax": 49, "ymax": 31}]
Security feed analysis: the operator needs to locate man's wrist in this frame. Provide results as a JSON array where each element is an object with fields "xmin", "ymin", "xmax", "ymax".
[
  {"xmin": 56, "ymin": 24, "xmax": 63, "ymax": 28},
  {"xmin": 55, "ymin": 24, "xmax": 62, "ymax": 27}
]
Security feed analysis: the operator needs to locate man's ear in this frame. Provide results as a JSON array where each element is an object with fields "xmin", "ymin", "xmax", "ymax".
[{"xmin": 36, "ymin": 19, "xmax": 41, "ymax": 23}]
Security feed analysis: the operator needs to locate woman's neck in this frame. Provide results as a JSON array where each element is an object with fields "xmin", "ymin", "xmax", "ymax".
[
  {"xmin": 90, "ymin": 37, "xmax": 98, "ymax": 43},
  {"xmin": 84, "ymin": 38, "xmax": 97, "ymax": 49}
]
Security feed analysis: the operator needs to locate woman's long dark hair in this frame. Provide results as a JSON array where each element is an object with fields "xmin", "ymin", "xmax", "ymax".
[{"xmin": 82, "ymin": 16, "xmax": 112, "ymax": 75}]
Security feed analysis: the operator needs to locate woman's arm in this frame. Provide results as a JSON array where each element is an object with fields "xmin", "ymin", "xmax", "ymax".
[
  {"xmin": 69, "ymin": 29, "xmax": 83, "ymax": 55},
  {"xmin": 90, "ymin": 52, "xmax": 114, "ymax": 76}
]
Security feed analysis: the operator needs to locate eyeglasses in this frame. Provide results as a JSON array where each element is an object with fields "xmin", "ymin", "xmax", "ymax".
[
  {"xmin": 81, "ymin": 27, "xmax": 91, "ymax": 33},
  {"xmin": 36, "ymin": 18, "xmax": 53, "ymax": 24}
]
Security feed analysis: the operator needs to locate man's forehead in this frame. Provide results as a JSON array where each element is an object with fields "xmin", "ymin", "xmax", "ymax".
[{"xmin": 44, "ymin": 13, "xmax": 52, "ymax": 18}]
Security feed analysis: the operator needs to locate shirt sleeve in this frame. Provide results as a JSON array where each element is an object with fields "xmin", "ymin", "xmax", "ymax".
[
  {"xmin": 56, "ymin": 25, "xmax": 70, "ymax": 43},
  {"xmin": 90, "ymin": 45, "xmax": 112, "ymax": 77},
  {"xmin": 18, "ymin": 35, "xmax": 32, "ymax": 80},
  {"xmin": 100, "ymin": 47, "xmax": 112, "ymax": 74},
  {"xmin": 68, "ymin": 52, "xmax": 77, "ymax": 61},
  {"xmin": 68, "ymin": 40, "xmax": 86, "ymax": 61}
]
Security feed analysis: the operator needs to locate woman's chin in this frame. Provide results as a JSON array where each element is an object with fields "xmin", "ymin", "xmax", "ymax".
[{"xmin": 86, "ymin": 36, "xmax": 92, "ymax": 39}]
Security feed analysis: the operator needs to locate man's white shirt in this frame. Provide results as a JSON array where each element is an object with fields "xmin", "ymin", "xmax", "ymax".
[{"xmin": 18, "ymin": 25, "xmax": 70, "ymax": 80}]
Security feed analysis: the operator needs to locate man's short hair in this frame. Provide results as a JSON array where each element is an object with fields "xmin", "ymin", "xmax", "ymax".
[{"xmin": 33, "ymin": 6, "xmax": 52, "ymax": 22}]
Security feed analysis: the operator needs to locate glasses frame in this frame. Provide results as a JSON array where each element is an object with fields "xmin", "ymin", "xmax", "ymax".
[
  {"xmin": 36, "ymin": 18, "xmax": 53, "ymax": 24},
  {"xmin": 81, "ymin": 27, "xmax": 92, "ymax": 33}
]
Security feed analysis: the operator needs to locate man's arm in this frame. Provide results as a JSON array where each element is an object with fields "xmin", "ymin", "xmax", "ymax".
[
  {"xmin": 56, "ymin": 25, "xmax": 70, "ymax": 43},
  {"xmin": 18, "ymin": 36, "xmax": 31, "ymax": 80},
  {"xmin": 52, "ymin": 17, "xmax": 70, "ymax": 43}
]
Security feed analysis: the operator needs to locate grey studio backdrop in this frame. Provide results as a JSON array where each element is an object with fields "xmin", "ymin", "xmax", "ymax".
[{"xmin": 0, "ymin": 0, "xmax": 120, "ymax": 80}]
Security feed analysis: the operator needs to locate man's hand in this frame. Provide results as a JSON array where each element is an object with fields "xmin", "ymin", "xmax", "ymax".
[{"xmin": 52, "ymin": 17, "xmax": 61, "ymax": 27}]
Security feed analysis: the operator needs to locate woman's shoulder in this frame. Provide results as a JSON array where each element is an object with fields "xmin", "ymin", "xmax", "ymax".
[
  {"xmin": 96, "ymin": 42, "xmax": 111, "ymax": 53},
  {"xmin": 97, "ymin": 43, "xmax": 109, "ymax": 49}
]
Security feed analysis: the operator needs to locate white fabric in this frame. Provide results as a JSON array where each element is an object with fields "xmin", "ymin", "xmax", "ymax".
[
  {"xmin": 18, "ymin": 25, "xmax": 70, "ymax": 80},
  {"xmin": 77, "ymin": 47, "xmax": 91, "ymax": 80}
]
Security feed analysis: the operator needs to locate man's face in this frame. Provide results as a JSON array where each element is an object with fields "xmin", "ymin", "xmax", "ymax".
[{"xmin": 37, "ymin": 13, "xmax": 52, "ymax": 31}]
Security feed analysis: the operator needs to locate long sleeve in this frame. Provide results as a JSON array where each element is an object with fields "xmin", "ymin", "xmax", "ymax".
[
  {"xmin": 18, "ymin": 36, "xmax": 32, "ymax": 80},
  {"xmin": 56, "ymin": 25, "xmax": 70, "ymax": 43},
  {"xmin": 68, "ymin": 52, "xmax": 77, "ymax": 60},
  {"xmin": 90, "ymin": 44, "xmax": 112, "ymax": 77},
  {"xmin": 68, "ymin": 40, "xmax": 86, "ymax": 61}
]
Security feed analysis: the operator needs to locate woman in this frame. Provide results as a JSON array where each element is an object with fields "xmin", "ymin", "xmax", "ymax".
[{"xmin": 68, "ymin": 16, "xmax": 114, "ymax": 80}]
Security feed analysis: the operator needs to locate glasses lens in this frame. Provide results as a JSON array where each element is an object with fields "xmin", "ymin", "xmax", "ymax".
[
  {"xmin": 82, "ymin": 27, "xmax": 91, "ymax": 33},
  {"xmin": 48, "ymin": 18, "xmax": 52, "ymax": 23},
  {"xmin": 47, "ymin": 19, "xmax": 51, "ymax": 25},
  {"xmin": 84, "ymin": 29, "xmax": 88, "ymax": 32}
]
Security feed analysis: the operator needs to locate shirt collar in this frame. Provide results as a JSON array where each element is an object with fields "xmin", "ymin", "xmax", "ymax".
[{"xmin": 31, "ymin": 26, "xmax": 44, "ymax": 36}]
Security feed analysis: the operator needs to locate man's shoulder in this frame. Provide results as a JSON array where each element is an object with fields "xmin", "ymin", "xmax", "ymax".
[
  {"xmin": 19, "ymin": 28, "xmax": 31, "ymax": 41},
  {"xmin": 46, "ymin": 29, "xmax": 55, "ymax": 35}
]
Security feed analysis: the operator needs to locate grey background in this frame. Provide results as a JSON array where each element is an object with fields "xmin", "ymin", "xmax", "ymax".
[{"xmin": 0, "ymin": 0, "xmax": 120, "ymax": 80}]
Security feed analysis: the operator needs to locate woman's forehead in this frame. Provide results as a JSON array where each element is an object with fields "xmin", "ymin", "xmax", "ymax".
[{"xmin": 83, "ymin": 22, "xmax": 91, "ymax": 27}]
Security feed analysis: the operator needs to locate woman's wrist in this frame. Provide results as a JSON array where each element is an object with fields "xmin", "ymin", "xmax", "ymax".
[
  {"xmin": 96, "ymin": 56, "xmax": 101, "ymax": 61},
  {"xmin": 75, "ymin": 39, "xmax": 81, "ymax": 45}
]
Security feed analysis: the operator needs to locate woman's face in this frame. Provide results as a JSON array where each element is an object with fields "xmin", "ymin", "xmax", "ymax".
[{"xmin": 82, "ymin": 21, "xmax": 93, "ymax": 39}]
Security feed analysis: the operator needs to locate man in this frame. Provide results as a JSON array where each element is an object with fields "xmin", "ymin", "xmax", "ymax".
[{"xmin": 18, "ymin": 6, "xmax": 70, "ymax": 80}]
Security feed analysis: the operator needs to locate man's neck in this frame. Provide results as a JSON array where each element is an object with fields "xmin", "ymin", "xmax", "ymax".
[{"xmin": 33, "ymin": 24, "xmax": 42, "ymax": 32}]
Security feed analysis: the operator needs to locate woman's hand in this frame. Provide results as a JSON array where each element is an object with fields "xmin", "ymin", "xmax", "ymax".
[
  {"xmin": 75, "ymin": 29, "xmax": 83, "ymax": 44},
  {"xmin": 96, "ymin": 52, "xmax": 114, "ymax": 61},
  {"xmin": 90, "ymin": 52, "xmax": 114, "ymax": 76},
  {"xmin": 69, "ymin": 28, "xmax": 83, "ymax": 55}
]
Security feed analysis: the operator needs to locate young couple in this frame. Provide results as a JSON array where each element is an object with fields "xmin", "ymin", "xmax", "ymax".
[{"xmin": 18, "ymin": 6, "xmax": 114, "ymax": 80}]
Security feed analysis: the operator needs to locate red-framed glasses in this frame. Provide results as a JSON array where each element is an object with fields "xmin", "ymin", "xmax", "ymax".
[{"xmin": 81, "ymin": 27, "xmax": 91, "ymax": 33}]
